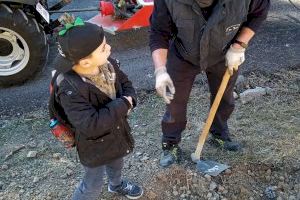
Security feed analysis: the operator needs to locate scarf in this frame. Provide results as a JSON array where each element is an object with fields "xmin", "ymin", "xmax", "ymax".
[{"xmin": 84, "ymin": 62, "xmax": 116, "ymax": 99}]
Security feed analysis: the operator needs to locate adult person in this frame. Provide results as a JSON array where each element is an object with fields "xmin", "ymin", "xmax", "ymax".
[{"xmin": 149, "ymin": 0, "xmax": 270, "ymax": 167}]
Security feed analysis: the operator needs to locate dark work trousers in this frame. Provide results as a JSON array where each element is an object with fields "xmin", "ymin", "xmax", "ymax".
[{"xmin": 162, "ymin": 47, "xmax": 239, "ymax": 145}]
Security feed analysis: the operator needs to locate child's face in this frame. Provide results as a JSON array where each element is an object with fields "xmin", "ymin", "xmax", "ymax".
[
  {"xmin": 90, "ymin": 37, "xmax": 111, "ymax": 67},
  {"xmin": 80, "ymin": 37, "xmax": 111, "ymax": 69}
]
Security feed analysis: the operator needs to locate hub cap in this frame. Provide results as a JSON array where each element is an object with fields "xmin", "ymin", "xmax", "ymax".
[{"xmin": 0, "ymin": 27, "xmax": 29, "ymax": 76}]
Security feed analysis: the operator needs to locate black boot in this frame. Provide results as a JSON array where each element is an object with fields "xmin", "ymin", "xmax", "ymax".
[
  {"xmin": 159, "ymin": 143, "xmax": 182, "ymax": 168},
  {"xmin": 210, "ymin": 133, "xmax": 242, "ymax": 152}
]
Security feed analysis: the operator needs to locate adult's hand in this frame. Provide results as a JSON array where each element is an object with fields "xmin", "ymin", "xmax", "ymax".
[
  {"xmin": 225, "ymin": 44, "xmax": 246, "ymax": 75},
  {"xmin": 155, "ymin": 67, "xmax": 175, "ymax": 104}
]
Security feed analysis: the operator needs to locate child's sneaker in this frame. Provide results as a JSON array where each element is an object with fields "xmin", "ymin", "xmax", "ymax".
[{"xmin": 108, "ymin": 180, "xmax": 143, "ymax": 199}]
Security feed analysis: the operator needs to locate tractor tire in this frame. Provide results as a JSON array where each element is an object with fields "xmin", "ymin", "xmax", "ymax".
[{"xmin": 0, "ymin": 4, "xmax": 49, "ymax": 86}]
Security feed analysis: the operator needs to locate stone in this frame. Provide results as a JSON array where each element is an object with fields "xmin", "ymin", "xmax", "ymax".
[
  {"xmin": 235, "ymin": 75, "xmax": 247, "ymax": 93},
  {"xmin": 218, "ymin": 185, "xmax": 225, "ymax": 193},
  {"xmin": 67, "ymin": 162, "xmax": 76, "ymax": 169},
  {"xmin": 224, "ymin": 169, "xmax": 232, "ymax": 175},
  {"xmin": 173, "ymin": 190, "xmax": 179, "ymax": 196},
  {"xmin": 207, "ymin": 192, "xmax": 213, "ymax": 198},
  {"xmin": 147, "ymin": 191, "xmax": 157, "ymax": 199},
  {"xmin": 28, "ymin": 141, "xmax": 37, "ymax": 148},
  {"xmin": 266, "ymin": 169, "xmax": 272, "ymax": 176},
  {"xmin": 11, "ymin": 172, "xmax": 17, "ymax": 178},
  {"xmin": 66, "ymin": 169, "xmax": 73, "ymax": 176},
  {"xmin": 265, "ymin": 186, "xmax": 276, "ymax": 199},
  {"xmin": 222, "ymin": 190, "xmax": 228, "ymax": 194},
  {"xmin": 213, "ymin": 192, "xmax": 220, "ymax": 199},
  {"xmin": 240, "ymin": 186, "xmax": 250, "ymax": 195},
  {"xmin": 279, "ymin": 176, "xmax": 285, "ymax": 182},
  {"xmin": 52, "ymin": 153, "xmax": 61, "ymax": 159},
  {"xmin": 209, "ymin": 182, "xmax": 217, "ymax": 191},
  {"xmin": 9, "ymin": 182, "xmax": 16, "ymax": 187},
  {"xmin": 204, "ymin": 174, "xmax": 212, "ymax": 182},
  {"xmin": 33, "ymin": 177, "xmax": 39, "ymax": 183},
  {"xmin": 240, "ymin": 87, "xmax": 267, "ymax": 104},
  {"xmin": 277, "ymin": 196, "xmax": 283, "ymax": 200},
  {"xmin": 288, "ymin": 195, "xmax": 296, "ymax": 200},
  {"xmin": 135, "ymin": 152, "xmax": 142, "ymax": 156},
  {"xmin": 0, "ymin": 181, "xmax": 3, "ymax": 190},
  {"xmin": 233, "ymin": 92, "xmax": 239, "ymax": 99},
  {"xmin": 140, "ymin": 156, "xmax": 149, "ymax": 161},
  {"xmin": 27, "ymin": 151, "xmax": 38, "ymax": 158},
  {"xmin": 277, "ymin": 182, "xmax": 285, "ymax": 190},
  {"xmin": 1, "ymin": 164, "xmax": 9, "ymax": 170},
  {"xmin": 248, "ymin": 170, "xmax": 254, "ymax": 176},
  {"xmin": 180, "ymin": 186, "xmax": 187, "ymax": 191},
  {"xmin": 266, "ymin": 175, "xmax": 271, "ymax": 182},
  {"xmin": 236, "ymin": 75, "xmax": 246, "ymax": 86}
]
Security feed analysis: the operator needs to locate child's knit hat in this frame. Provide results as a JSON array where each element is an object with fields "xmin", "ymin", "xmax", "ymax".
[{"xmin": 54, "ymin": 17, "xmax": 105, "ymax": 72}]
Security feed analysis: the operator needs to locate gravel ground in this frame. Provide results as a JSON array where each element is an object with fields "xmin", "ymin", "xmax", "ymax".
[{"xmin": 0, "ymin": 67, "xmax": 299, "ymax": 200}]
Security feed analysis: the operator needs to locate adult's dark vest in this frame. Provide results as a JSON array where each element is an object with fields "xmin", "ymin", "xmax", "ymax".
[{"xmin": 164, "ymin": 0, "xmax": 252, "ymax": 70}]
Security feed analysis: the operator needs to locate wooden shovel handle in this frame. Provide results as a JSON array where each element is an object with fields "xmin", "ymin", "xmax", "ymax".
[{"xmin": 193, "ymin": 68, "xmax": 233, "ymax": 159}]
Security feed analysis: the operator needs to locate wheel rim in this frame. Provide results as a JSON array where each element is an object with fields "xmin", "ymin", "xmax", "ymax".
[{"xmin": 0, "ymin": 27, "xmax": 30, "ymax": 76}]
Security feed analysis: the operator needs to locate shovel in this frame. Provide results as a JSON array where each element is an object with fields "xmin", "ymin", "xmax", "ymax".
[{"xmin": 191, "ymin": 67, "xmax": 237, "ymax": 176}]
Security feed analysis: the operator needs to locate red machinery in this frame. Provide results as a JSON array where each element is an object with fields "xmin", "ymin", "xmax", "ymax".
[{"xmin": 89, "ymin": 0, "xmax": 154, "ymax": 34}]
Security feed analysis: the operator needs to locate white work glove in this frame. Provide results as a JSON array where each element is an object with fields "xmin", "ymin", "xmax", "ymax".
[
  {"xmin": 154, "ymin": 67, "xmax": 175, "ymax": 104},
  {"xmin": 225, "ymin": 44, "xmax": 246, "ymax": 75}
]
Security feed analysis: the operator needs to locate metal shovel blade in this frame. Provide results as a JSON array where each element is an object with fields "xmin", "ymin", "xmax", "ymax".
[{"xmin": 196, "ymin": 160, "xmax": 230, "ymax": 176}]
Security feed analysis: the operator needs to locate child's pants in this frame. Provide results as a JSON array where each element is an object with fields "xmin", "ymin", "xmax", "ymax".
[{"xmin": 72, "ymin": 157, "xmax": 123, "ymax": 200}]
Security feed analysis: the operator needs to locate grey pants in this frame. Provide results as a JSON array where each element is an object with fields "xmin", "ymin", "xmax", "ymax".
[{"xmin": 72, "ymin": 158, "xmax": 123, "ymax": 200}]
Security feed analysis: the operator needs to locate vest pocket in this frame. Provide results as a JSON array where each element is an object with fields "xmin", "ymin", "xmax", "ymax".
[{"xmin": 176, "ymin": 19, "xmax": 194, "ymax": 44}]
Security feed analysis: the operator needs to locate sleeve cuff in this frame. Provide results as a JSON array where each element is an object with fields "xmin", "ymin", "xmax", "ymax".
[{"xmin": 120, "ymin": 96, "xmax": 132, "ymax": 110}]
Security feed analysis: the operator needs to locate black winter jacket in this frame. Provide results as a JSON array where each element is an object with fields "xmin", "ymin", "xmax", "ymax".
[{"xmin": 55, "ymin": 58, "xmax": 136, "ymax": 167}]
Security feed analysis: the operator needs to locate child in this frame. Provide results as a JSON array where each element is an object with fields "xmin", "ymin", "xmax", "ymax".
[{"xmin": 53, "ymin": 17, "xmax": 143, "ymax": 200}]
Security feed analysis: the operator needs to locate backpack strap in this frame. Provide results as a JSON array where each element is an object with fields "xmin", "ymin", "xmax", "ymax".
[
  {"xmin": 49, "ymin": 71, "xmax": 61, "ymax": 119},
  {"xmin": 49, "ymin": 70, "xmax": 85, "ymax": 120}
]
